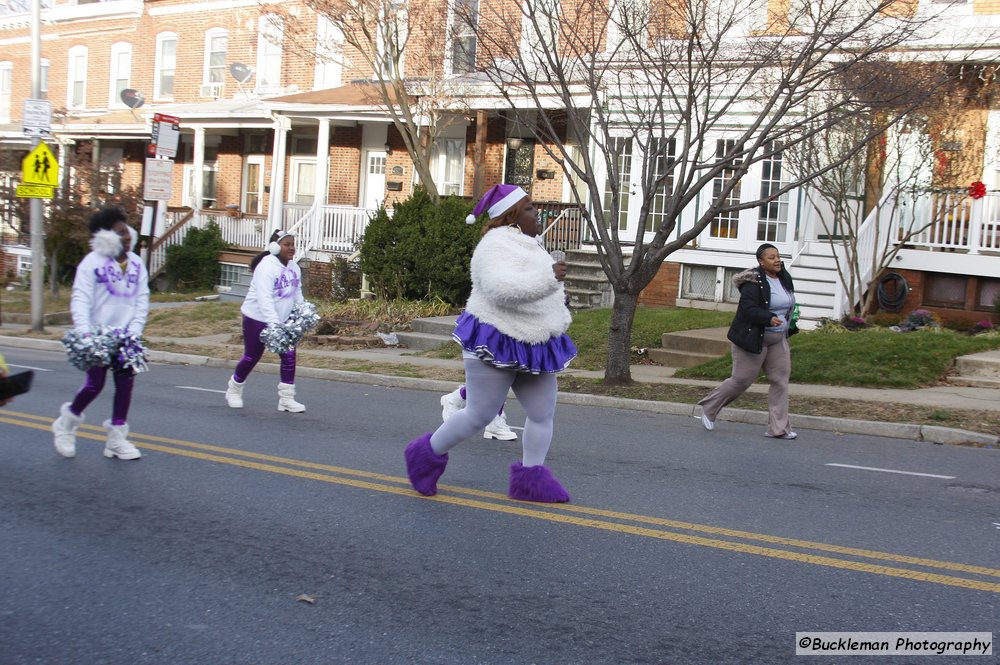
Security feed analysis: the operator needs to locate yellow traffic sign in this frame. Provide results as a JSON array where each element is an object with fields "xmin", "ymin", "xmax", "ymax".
[
  {"xmin": 16, "ymin": 184, "xmax": 54, "ymax": 198},
  {"xmin": 21, "ymin": 142, "xmax": 59, "ymax": 187}
]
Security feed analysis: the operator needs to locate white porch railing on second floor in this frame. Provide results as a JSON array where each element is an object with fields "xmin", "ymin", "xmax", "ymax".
[{"xmin": 830, "ymin": 189, "xmax": 900, "ymax": 319}]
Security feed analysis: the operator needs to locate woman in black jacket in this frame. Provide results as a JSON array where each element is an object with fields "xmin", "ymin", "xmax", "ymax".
[{"xmin": 697, "ymin": 243, "xmax": 798, "ymax": 439}]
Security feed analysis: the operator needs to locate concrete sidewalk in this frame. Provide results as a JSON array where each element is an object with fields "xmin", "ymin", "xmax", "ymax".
[{"xmin": 2, "ymin": 322, "xmax": 998, "ymax": 447}]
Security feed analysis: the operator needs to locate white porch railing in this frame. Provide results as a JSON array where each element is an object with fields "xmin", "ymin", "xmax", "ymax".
[
  {"xmin": 902, "ymin": 190, "xmax": 1000, "ymax": 254},
  {"xmin": 539, "ymin": 206, "xmax": 586, "ymax": 253},
  {"xmin": 147, "ymin": 209, "xmax": 269, "ymax": 278},
  {"xmin": 826, "ymin": 190, "xmax": 1000, "ymax": 317},
  {"xmin": 830, "ymin": 189, "xmax": 900, "ymax": 319}
]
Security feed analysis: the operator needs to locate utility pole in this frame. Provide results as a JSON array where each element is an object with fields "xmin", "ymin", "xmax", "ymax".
[{"xmin": 29, "ymin": 0, "xmax": 44, "ymax": 332}]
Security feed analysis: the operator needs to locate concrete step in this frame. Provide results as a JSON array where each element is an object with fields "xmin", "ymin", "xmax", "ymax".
[
  {"xmin": 948, "ymin": 375, "xmax": 1000, "ymax": 388},
  {"xmin": 647, "ymin": 347, "xmax": 724, "ymax": 368},
  {"xmin": 393, "ymin": 330, "xmax": 453, "ymax": 351},
  {"xmin": 411, "ymin": 315, "xmax": 457, "ymax": 336},
  {"xmin": 954, "ymin": 350, "xmax": 1000, "ymax": 379},
  {"xmin": 659, "ymin": 326, "xmax": 730, "ymax": 354}
]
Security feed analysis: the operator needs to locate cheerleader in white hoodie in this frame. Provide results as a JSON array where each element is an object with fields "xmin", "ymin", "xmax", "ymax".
[
  {"xmin": 224, "ymin": 230, "xmax": 306, "ymax": 413},
  {"xmin": 404, "ymin": 184, "xmax": 577, "ymax": 503},
  {"xmin": 52, "ymin": 207, "xmax": 149, "ymax": 460}
]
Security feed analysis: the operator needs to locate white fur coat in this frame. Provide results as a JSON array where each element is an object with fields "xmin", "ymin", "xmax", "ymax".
[{"xmin": 464, "ymin": 226, "xmax": 571, "ymax": 344}]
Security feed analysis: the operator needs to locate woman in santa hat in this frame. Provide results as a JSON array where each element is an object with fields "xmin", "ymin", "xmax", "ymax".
[{"xmin": 404, "ymin": 184, "xmax": 577, "ymax": 502}]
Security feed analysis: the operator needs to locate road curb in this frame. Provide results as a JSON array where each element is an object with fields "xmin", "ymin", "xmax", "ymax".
[{"xmin": 2, "ymin": 335, "xmax": 996, "ymax": 447}]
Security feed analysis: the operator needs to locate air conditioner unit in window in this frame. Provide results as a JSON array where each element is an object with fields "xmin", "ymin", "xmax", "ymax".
[{"xmin": 199, "ymin": 83, "xmax": 223, "ymax": 99}]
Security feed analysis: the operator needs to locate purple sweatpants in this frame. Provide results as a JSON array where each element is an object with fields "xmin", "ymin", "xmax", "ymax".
[
  {"xmin": 233, "ymin": 315, "xmax": 296, "ymax": 384},
  {"xmin": 69, "ymin": 367, "xmax": 135, "ymax": 425}
]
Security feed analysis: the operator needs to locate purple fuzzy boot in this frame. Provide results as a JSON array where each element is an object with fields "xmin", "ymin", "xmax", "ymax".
[
  {"xmin": 508, "ymin": 462, "xmax": 571, "ymax": 503},
  {"xmin": 404, "ymin": 433, "xmax": 449, "ymax": 496}
]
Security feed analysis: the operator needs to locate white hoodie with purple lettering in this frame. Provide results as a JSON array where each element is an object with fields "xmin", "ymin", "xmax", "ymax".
[
  {"xmin": 241, "ymin": 254, "xmax": 304, "ymax": 325},
  {"xmin": 71, "ymin": 229, "xmax": 150, "ymax": 335}
]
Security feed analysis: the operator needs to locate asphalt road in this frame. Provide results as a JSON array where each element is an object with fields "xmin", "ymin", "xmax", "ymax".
[{"xmin": 1, "ymin": 345, "xmax": 998, "ymax": 664}]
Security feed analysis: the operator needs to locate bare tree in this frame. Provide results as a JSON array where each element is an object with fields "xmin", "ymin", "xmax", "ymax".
[
  {"xmin": 281, "ymin": 0, "xmax": 476, "ymax": 201},
  {"xmin": 788, "ymin": 66, "xmax": 993, "ymax": 318},
  {"xmin": 462, "ymin": 0, "xmax": 975, "ymax": 384}
]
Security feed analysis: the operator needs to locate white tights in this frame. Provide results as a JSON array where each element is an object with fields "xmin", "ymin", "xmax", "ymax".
[{"xmin": 430, "ymin": 359, "xmax": 559, "ymax": 467}]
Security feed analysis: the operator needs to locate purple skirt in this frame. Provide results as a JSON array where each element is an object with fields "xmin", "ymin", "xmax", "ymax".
[{"xmin": 452, "ymin": 311, "xmax": 577, "ymax": 374}]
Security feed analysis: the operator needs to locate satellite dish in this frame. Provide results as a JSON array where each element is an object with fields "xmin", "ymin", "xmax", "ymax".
[
  {"xmin": 229, "ymin": 63, "xmax": 253, "ymax": 84},
  {"xmin": 120, "ymin": 89, "xmax": 144, "ymax": 109}
]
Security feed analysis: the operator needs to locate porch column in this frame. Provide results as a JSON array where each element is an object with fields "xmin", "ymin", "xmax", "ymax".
[
  {"xmin": 473, "ymin": 109, "xmax": 487, "ymax": 199},
  {"xmin": 193, "ymin": 126, "xmax": 206, "ymax": 210},
  {"xmin": 311, "ymin": 117, "xmax": 331, "ymax": 251},
  {"xmin": 268, "ymin": 114, "xmax": 291, "ymax": 231}
]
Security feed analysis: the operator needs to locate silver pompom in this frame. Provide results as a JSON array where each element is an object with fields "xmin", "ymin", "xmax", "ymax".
[
  {"xmin": 260, "ymin": 301, "xmax": 319, "ymax": 354},
  {"xmin": 62, "ymin": 329, "xmax": 114, "ymax": 371},
  {"xmin": 61, "ymin": 327, "xmax": 148, "ymax": 374}
]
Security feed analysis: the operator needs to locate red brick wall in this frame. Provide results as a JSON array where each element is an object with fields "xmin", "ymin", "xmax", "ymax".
[
  {"xmin": 878, "ymin": 268, "xmax": 999, "ymax": 325},
  {"xmin": 639, "ymin": 261, "xmax": 681, "ymax": 307}
]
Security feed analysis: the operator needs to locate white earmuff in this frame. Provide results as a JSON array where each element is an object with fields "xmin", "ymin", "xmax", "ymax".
[{"xmin": 268, "ymin": 242, "xmax": 280, "ymax": 255}]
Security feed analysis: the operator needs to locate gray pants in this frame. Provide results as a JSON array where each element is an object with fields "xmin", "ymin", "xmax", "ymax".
[
  {"xmin": 698, "ymin": 331, "xmax": 792, "ymax": 436},
  {"xmin": 430, "ymin": 358, "xmax": 559, "ymax": 466}
]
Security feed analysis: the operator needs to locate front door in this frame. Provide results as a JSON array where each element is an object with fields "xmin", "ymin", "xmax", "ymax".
[
  {"xmin": 362, "ymin": 150, "xmax": 386, "ymax": 209},
  {"xmin": 289, "ymin": 158, "xmax": 316, "ymax": 205}
]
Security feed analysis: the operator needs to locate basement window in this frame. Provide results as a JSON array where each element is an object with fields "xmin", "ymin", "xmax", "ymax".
[{"xmin": 923, "ymin": 273, "xmax": 967, "ymax": 308}]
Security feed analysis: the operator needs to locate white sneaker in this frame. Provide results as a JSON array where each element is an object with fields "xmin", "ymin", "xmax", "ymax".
[
  {"xmin": 484, "ymin": 413, "xmax": 518, "ymax": 441},
  {"xmin": 440, "ymin": 387, "xmax": 466, "ymax": 422},
  {"xmin": 765, "ymin": 431, "xmax": 798, "ymax": 440},
  {"xmin": 700, "ymin": 413, "xmax": 715, "ymax": 431}
]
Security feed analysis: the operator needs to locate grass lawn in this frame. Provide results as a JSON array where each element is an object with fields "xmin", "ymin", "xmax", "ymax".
[{"xmin": 675, "ymin": 326, "xmax": 1000, "ymax": 388}]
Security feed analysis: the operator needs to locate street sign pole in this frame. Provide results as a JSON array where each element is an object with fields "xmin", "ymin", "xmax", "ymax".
[{"xmin": 29, "ymin": 0, "xmax": 43, "ymax": 332}]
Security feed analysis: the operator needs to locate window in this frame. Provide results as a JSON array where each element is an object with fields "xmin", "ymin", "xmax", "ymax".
[
  {"xmin": 256, "ymin": 14, "xmax": 283, "ymax": 93},
  {"xmin": 757, "ymin": 141, "xmax": 789, "ymax": 243},
  {"xmin": 449, "ymin": 0, "xmax": 478, "ymax": 74},
  {"xmin": 17, "ymin": 254, "xmax": 31, "ymax": 277},
  {"xmin": 521, "ymin": 0, "xmax": 559, "ymax": 62},
  {"xmin": 98, "ymin": 148, "xmax": 124, "ymax": 195},
  {"xmin": 602, "ymin": 137, "xmax": 632, "ymax": 231},
  {"xmin": 681, "ymin": 265, "xmax": 717, "ymax": 301},
  {"xmin": 242, "ymin": 156, "xmax": 264, "ymax": 214},
  {"xmin": 0, "ymin": 62, "xmax": 11, "ymax": 123},
  {"xmin": 376, "ymin": 0, "xmax": 407, "ymax": 79},
  {"xmin": 108, "ymin": 42, "xmax": 132, "ymax": 108},
  {"xmin": 606, "ymin": 0, "xmax": 648, "ymax": 53},
  {"xmin": 431, "ymin": 138, "xmax": 465, "ymax": 195},
  {"xmin": 976, "ymin": 278, "xmax": 1000, "ymax": 311},
  {"xmin": 646, "ymin": 137, "xmax": 675, "ymax": 231},
  {"xmin": 710, "ymin": 139, "xmax": 742, "ymax": 239},
  {"xmin": 154, "ymin": 33, "xmax": 177, "ymax": 100},
  {"xmin": 67, "ymin": 45, "xmax": 87, "ymax": 109},
  {"xmin": 314, "ymin": 15, "xmax": 343, "ymax": 90},
  {"xmin": 204, "ymin": 29, "xmax": 228, "ymax": 85},
  {"xmin": 923, "ymin": 274, "xmax": 966, "ymax": 308},
  {"xmin": 218, "ymin": 263, "xmax": 248, "ymax": 288}
]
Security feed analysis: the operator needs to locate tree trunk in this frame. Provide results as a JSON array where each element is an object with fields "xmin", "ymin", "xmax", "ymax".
[{"xmin": 603, "ymin": 288, "xmax": 638, "ymax": 386}]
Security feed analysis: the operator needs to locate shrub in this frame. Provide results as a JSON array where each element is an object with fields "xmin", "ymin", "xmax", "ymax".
[
  {"xmin": 164, "ymin": 223, "xmax": 229, "ymax": 290},
  {"xmin": 331, "ymin": 255, "xmax": 362, "ymax": 301},
  {"xmin": 359, "ymin": 187, "xmax": 480, "ymax": 305}
]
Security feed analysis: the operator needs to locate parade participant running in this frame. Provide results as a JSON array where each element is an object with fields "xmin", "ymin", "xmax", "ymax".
[
  {"xmin": 225, "ymin": 230, "xmax": 307, "ymax": 413},
  {"xmin": 52, "ymin": 206, "xmax": 149, "ymax": 460},
  {"xmin": 698, "ymin": 243, "xmax": 798, "ymax": 439},
  {"xmin": 404, "ymin": 184, "xmax": 577, "ymax": 503}
]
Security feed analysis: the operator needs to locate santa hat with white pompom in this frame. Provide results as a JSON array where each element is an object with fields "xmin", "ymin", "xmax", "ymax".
[{"xmin": 465, "ymin": 184, "xmax": 528, "ymax": 224}]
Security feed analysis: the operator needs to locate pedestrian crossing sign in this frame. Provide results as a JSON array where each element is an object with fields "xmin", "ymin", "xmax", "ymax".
[{"xmin": 21, "ymin": 142, "xmax": 59, "ymax": 187}]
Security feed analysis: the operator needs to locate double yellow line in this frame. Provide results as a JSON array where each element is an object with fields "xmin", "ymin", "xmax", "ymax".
[{"xmin": 4, "ymin": 409, "xmax": 999, "ymax": 594}]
